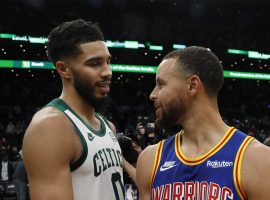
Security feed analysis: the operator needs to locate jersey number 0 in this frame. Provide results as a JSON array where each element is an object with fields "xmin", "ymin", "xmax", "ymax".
[{"xmin": 111, "ymin": 172, "xmax": 124, "ymax": 200}]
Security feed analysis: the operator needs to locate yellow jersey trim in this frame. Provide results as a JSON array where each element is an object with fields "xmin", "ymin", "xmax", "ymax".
[
  {"xmin": 150, "ymin": 140, "xmax": 164, "ymax": 189},
  {"xmin": 175, "ymin": 127, "xmax": 236, "ymax": 165},
  {"xmin": 233, "ymin": 136, "xmax": 253, "ymax": 200}
]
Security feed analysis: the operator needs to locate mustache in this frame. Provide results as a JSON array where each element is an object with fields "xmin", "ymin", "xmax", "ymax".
[
  {"xmin": 154, "ymin": 102, "xmax": 161, "ymax": 109},
  {"xmin": 95, "ymin": 80, "xmax": 111, "ymax": 87}
]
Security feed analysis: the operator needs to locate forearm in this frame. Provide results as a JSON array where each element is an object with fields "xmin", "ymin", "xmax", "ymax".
[{"xmin": 122, "ymin": 158, "xmax": 137, "ymax": 185}]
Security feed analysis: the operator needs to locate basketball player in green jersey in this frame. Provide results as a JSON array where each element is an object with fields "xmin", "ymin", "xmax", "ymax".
[{"xmin": 23, "ymin": 19, "xmax": 124, "ymax": 200}]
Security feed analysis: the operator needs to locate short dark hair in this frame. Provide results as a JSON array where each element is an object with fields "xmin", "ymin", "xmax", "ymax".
[
  {"xmin": 47, "ymin": 19, "xmax": 104, "ymax": 65},
  {"xmin": 163, "ymin": 46, "xmax": 224, "ymax": 96}
]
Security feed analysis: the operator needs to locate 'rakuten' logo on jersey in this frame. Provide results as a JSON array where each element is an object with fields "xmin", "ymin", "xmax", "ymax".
[{"xmin": 206, "ymin": 160, "xmax": 233, "ymax": 168}]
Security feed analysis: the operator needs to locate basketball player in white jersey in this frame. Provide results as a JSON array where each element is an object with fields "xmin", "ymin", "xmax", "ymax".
[{"xmin": 23, "ymin": 19, "xmax": 124, "ymax": 200}]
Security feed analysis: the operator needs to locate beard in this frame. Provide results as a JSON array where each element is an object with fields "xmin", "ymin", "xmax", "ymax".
[
  {"xmin": 73, "ymin": 73, "xmax": 108, "ymax": 110},
  {"xmin": 155, "ymin": 97, "xmax": 186, "ymax": 129}
]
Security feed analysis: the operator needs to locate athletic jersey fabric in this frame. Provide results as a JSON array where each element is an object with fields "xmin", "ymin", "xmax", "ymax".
[
  {"xmin": 151, "ymin": 127, "xmax": 253, "ymax": 200},
  {"xmin": 47, "ymin": 98, "xmax": 124, "ymax": 200}
]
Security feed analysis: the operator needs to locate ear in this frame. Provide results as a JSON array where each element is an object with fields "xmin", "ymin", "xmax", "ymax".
[
  {"xmin": 187, "ymin": 75, "xmax": 201, "ymax": 96},
  {"xmin": 55, "ymin": 61, "xmax": 71, "ymax": 80}
]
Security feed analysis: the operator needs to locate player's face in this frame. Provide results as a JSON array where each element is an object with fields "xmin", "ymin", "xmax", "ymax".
[
  {"xmin": 150, "ymin": 58, "xmax": 189, "ymax": 128},
  {"xmin": 70, "ymin": 41, "xmax": 112, "ymax": 108}
]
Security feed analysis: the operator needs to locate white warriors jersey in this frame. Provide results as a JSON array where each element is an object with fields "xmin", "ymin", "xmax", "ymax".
[{"xmin": 47, "ymin": 98, "xmax": 124, "ymax": 200}]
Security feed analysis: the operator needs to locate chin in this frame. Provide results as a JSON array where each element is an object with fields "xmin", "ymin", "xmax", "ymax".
[
  {"xmin": 96, "ymin": 91, "xmax": 109, "ymax": 97},
  {"xmin": 155, "ymin": 118, "xmax": 163, "ymax": 128},
  {"xmin": 96, "ymin": 94, "xmax": 108, "ymax": 100},
  {"xmin": 155, "ymin": 115, "xmax": 174, "ymax": 129}
]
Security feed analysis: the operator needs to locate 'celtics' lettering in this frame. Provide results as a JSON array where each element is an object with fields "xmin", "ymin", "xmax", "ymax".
[{"xmin": 94, "ymin": 148, "xmax": 122, "ymax": 177}]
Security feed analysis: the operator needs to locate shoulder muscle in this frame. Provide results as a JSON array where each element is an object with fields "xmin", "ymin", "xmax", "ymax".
[
  {"xmin": 137, "ymin": 143, "xmax": 159, "ymax": 200},
  {"xmin": 22, "ymin": 107, "xmax": 77, "ymax": 199},
  {"xmin": 241, "ymin": 139, "xmax": 270, "ymax": 200}
]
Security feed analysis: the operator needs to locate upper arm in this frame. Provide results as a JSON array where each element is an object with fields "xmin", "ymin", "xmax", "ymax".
[
  {"xmin": 23, "ymin": 110, "xmax": 77, "ymax": 200},
  {"xmin": 242, "ymin": 139, "xmax": 270, "ymax": 200},
  {"xmin": 136, "ymin": 144, "xmax": 158, "ymax": 200}
]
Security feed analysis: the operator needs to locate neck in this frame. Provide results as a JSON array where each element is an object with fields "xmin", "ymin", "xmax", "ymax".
[
  {"xmin": 60, "ymin": 88, "xmax": 96, "ymax": 125},
  {"xmin": 179, "ymin": 98, "xmax": 230, "ymax": 150}
]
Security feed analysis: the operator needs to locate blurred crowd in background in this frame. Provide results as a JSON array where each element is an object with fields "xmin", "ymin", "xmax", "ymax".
[
  {"xmin": 0, "ymin": 70, "xmax": 269, "ymax": 158},
  {"xmin": 0, "ymin": 0, "xmax": 270, "ymax": 199}
]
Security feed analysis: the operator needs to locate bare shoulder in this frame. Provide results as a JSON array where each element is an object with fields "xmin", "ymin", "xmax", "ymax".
[
  {"xmin": 23, "ymin": 107, "xmax": 77, "ymax": 166},
  {"xmin": 23, "ymin": 107, "xmax": 76, "ymax": 199},
  {"xmin": 26, "ymin": 107, "xmax": 64, "ymax": 128},
  {"xmin": 136, "ymin": 143, "xmax": 160, "ymax": 199},
  {"xmin": 24, "ymin": 107, "xmax": 74, "ymax": 142},
  {"xmin": 242, "ymin": 139, "xmax": 270, "ymax": 199},
  {"xmin": 138, "ymin": 143, "xmax": 159, "ymax": 164},
  {"xmin": 242, "ymin": 139, "xmax": 270, "ymax": 171},
  {"xmin": 137, "ymin": 143, "xmax": 159, "ymax": 179}
]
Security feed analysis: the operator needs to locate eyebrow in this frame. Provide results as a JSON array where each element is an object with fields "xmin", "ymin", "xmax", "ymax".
[
  {"xmin": 84, "ymin": 55, "xmax": 112, "ymax": 64},
  {"xmin": 156, "ymin": 77, "xmax": 165, "ymax": 83}
]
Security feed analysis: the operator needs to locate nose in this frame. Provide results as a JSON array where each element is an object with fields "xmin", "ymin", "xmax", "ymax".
[
  {"xmin": 149, "ymin": 86, "xmax": 157, "ymax": 101},
  {"xmin": 101, "ymin": 63, "xmax": 112, "ymax": 79}
]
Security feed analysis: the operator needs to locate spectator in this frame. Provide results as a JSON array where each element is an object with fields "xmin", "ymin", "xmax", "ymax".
[
  {"xmin": 10, "ymin": 146, "xmax": 20, "ymax": 162},
  {"xmin": 0, "ymin": 153, "xmax": 14, "ymax": 181},
  {"xmin": 13, "ymin": 151, "xmax": 28, "ymax": 200},
  {"xmin": 5, "ymin": 121, "xmax": 15, "ymax": 135}
]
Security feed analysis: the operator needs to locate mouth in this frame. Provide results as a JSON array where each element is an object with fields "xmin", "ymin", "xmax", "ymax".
[
  {"xmin": 96, "ymin": 81, "xmax": 111, "ymax": 94},
  {"xmin": 154, "ymin": 103, "xmax": 162, "ymax": 116},
  {"xmin": 155, "ymin": 107, "xmax": 162, "ymax": 115},
  {"xmin": 96, "ymin": 80, "xmax": 111, "ymax": 87}
]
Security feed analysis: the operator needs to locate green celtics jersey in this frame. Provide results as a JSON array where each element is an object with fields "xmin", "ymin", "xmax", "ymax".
[{"xmin": 46, "ymin": 98, "xmax": 124, "ymax": 200}]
